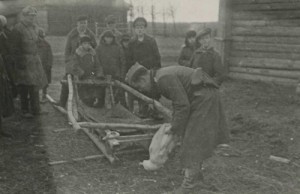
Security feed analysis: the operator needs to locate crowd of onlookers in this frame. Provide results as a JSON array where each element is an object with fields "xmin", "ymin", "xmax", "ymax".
[{"xmin": 0, "ymin": 5, "xmax": 229, "ymax": 193}]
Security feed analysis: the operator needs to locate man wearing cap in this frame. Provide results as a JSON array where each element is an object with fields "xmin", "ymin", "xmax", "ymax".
[
  {"xmin": 126, "ymin": 64, "xmax": 229, "ymax": 193},
  {"xmin": 128, "ymin": 17, "xmax": 161, "ymax": 118},
  {"xmin": 11, "ymin": 6, "xmax": 48, "ymax": 117},
  {"xmin": 57, "ymin": 15, "xmax": 97, "ymax": 108},
  {"xmin": 189, "ymin": 28, "xmax": 227, "ymax": 86},
  {"xmin": 105, "ymin": 15, "xmax": 122, "ymax": 44}
]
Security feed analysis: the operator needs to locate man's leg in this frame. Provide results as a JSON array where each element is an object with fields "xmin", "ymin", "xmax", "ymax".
[
  {"xmin": 18, "ymin": 84, "xmax": 29, "ymax": 113},
  {"xmin": 29, "ymin": 85, "xmax": 41, "ymax": 115},
  {"xmin": 58, "ymin": 83, "xmax": 69, "ymax": 108}
]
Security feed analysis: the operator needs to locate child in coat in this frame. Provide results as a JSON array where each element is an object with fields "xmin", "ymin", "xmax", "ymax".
[{"xmin": 72, "ymin": 35, "xmax": 105, "ymax": 107}]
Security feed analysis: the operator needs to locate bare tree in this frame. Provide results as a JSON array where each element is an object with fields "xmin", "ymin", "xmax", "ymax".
[
  {"xmin": 150, "ymin": 0, "xmax": 156, "ymax": 36},
  {"xmin": 168, "ymin": 3, "xmax": 177, "ymax": 34},
  {"xmin": 162, "ymin": 8, "xmax": 167, "ymax": 37}
]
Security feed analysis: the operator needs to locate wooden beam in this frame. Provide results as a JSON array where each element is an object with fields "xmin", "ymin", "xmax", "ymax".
[
  {"xmin": 78, "ymin": 122, "xmax": 162, "ymax": 131},
  {"xmin": 229, "ymin": 72, "xmax": 297, "ymax": 85},
  {"xmin": 231, "ymin": 50, "xmax": 300, "ymax": 60},
  {"xmin": 233, "ymin": 2, "xmax": 300, "ymax": 11},
  {"xmin": 230, "ymin": 57, "xmax": 300, "ymax": 70},
  {"xmin": 230, "ymin": 67, "xmax": 300, "ymax": 79},
  {"xmin": 232, "ymin": 19, "xmax": 300, "ymax": 27},
  {"xmin": 232, "ymin": 10, "xmax": 300, "ymax": 20},
  {"xmin": 114, "ymin": 80, "xmax": 172, "ymax": 120},
  {"xmin": 67, "ymin": 75, "xmax": 81, "ymax": 131},
  {"xmin": 46, "ymin": 94, "xmax": 68, "ymax": 115},
  {"xmin": 231, "ymin": 41, "xmax": 300, "ymax": 53},
  {"xmin": 233, "ymin": 0, "xmax": 300, "ymax": 4},
  {"xmin": 231, "ymin": 36, "xmax": 300, "ymax": 45},
  {"xmin": 232, "ymin": 26, "xmax": 300, "ymax": 37}
]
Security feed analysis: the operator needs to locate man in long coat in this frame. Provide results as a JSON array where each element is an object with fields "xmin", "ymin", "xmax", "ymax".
[
  {"xmin": 11, "ymin": 6, "xmax": 48, "ymax": 117},
  {"xmin": 126, "ymin": 64, "xmax": 229, "ymax": 193},
  {"xmin": 56, "ymin": 15, "xmax": 97, "ymax": 108}
]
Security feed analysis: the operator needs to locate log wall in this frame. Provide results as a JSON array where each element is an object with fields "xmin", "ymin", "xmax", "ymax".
[{"xmin": 226, "ymin": 0, "xmax": 300, "ymax": 84}]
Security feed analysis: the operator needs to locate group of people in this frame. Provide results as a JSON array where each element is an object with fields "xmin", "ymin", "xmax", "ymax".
[
  {"xmin": 0, "ymin": 6, "xmax": 53, "ymax": 136},
  {"xmin": 0, "ymin": 5, "xmax": 230, "ymax": 194}
]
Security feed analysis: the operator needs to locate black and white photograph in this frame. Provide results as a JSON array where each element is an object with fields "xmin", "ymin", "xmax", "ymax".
[{"xmin": 0, "ymin": 0, "xmax": 300, "ymax": 193}]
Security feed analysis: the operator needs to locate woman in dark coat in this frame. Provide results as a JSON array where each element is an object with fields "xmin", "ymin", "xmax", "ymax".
[
  {"xmin": 189, "ymin": 28, "xmax": 227, "ymax": 86},
  {"xmin": 178, "ymin": 30, "xmax": 196, "ymax": 66},
  {"xmin": 126, "ymin": 64, "xmax": 229, "ymax": 193}
]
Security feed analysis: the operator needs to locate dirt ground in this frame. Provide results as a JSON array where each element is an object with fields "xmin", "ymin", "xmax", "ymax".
[{"xmin": 1, "ymin": 36, "xmax": 300, "ymax": 194}]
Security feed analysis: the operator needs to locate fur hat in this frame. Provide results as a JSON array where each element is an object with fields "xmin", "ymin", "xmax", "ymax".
[
  {"xmin": 186, "ymin": 30, "xmax": 196, "ymax": 38},
  {"xmin": 22, "ymin": 6, "xmax": 37, "ymax": 16},
  {"xmin": 197, "ymin": 28, "xmax": 212, "ymax": 38},
  {"xmin": 80, "ymin": 35, "xmax": 92, "ymax": 44},
  {"xmin": 125, "ymin": 63, "xmax": 148, "ymax": 85},
  {"xmin": 77, "ymin": 15, "xmax": 88, "ymax": 22},
  {"xmin": 102, "ymin": 30, "xmax": 115, "ymax": 38}
]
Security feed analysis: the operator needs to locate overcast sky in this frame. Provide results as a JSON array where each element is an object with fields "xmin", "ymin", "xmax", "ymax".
[{"xmin": 125, "ymin": 0, "xmax": 220, "ymax": 23}]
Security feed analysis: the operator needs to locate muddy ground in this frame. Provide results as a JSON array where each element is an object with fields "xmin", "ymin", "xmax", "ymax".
[{"xmin": 0, "ymin": 36, "xmax": 300, "ymax": 194}]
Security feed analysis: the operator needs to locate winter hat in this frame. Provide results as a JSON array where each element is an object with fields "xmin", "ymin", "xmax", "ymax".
[
  {"xmin": 133, "ymin": 17, "xmax": 147, "ymax": 28},
  {"xmin": 121, "ymin": 33, "xmax": 131, "ymax": 41},
  {"xmin": 102, "ymin": 30, "xmax": 115, "ymax": 38},
  {"xmin": 186, "ymin": 30, "xmax": 196, "ymax": 38},
  {"xmin": 105, "ymin": 15, "xmax": 116, "ymax": 24},
  {"xmin": 22, "ymin": 6, "xmax": 37, "ymax": 16},
  {"xmin": 125, "ymin": 62, "xmax": 148, "ymax": 85},
  {"xmin": 80, "ymin": 35, "xmax": 92, "ymax": 44},
  {"xmin": 197, "ymin": 28, "xmax": 212, "ymax": 38}
]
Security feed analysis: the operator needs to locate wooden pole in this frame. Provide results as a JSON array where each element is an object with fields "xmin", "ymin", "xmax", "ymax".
[
  {"xmin": 67, "ymin": 74, "xmax": 81, "ymax": 131},
  {"xmin": 81, "ymin": 128, "xmax": 116, "ymax": 164},
  {"xmin": 114, "ymin": 80, "xmax": 172, "ymax": 120},
  {"xmin": 48, "ymin": 148, "xmax": 145, "ymax": 165},
  {"xmin": 46, "ymin": 94, "xmax": 68, "ymax": 115},
  {"xmin": 78, "ymin": 122, "xmax": 162, "ymax": 131}
]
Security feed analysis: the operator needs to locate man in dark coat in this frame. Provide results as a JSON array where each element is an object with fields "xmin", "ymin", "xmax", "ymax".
[
  {"xmin": 11, "ymin": 6, "xmax": 48, "ymax": 117},
  {"xmin": 128, "ymin": 17, "xmax": 162, "ymax": 118},
  {"xmin": 126, "ymin": 64, "xmax": 229, "ymax": 193},
  {"xmin": 189, "ymin": 28, "xmax": 227, "ymax": 86},
  {"xmin": 56, "ymin": 15, "xmax": 97, "ymax": 108}
]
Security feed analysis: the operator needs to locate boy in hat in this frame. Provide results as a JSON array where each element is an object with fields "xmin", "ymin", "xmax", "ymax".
[
  {"xmin": 71, "ymin": 35, "xmax": 104, "ymax": 107},
  {"xmin": 37, "ymin": 28, "xmax": 53, "ymax": 102},
  {"xmin": 56, "ymin": 15, "xmax": 97, "ymax": 108},
  {"xmin": 178, "ymin": 30, "xmax": 197, "ymax": 66},
  {"xmin": 126, "ymin": 63, "xmax": 229, "ymax": 193},
  {"xmin": 189, "ymin": 28, "xmax": 227, "ymax": 86},
  {"xmin": 128, "ymin": 17, "xmax": 162, "ymax": 118},
  {"xmin": 96, "ymin": 30, "xmax": 126, "ymax": 107},
  {"xmin": 105, "ymin": 15, "xmax": 122, "ymax": 44}
]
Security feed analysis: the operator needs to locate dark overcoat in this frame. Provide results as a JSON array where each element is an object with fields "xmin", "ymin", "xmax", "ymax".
[
  {"xmin": 178, "ymin": 45, "xmax": 195, "ymax": 67},
  {"xmin": 11, "ymin": 21, "xmax": 47, "ymax": 88},
  {"xmin": 189, "ymin": 47, "xmax": 227, "ymax": 85},
  {"xmin": 154, "ymin": 66, "xmax": 229, "ymax": 168},
  {"xmin": 128, "ymin": 34, "xmax": 161, "ymax": 70}
]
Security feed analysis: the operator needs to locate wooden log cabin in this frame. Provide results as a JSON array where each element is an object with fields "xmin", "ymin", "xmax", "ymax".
[{"xmin": 217, "ymin": 0, "xmax": 300, "ymax": 85}]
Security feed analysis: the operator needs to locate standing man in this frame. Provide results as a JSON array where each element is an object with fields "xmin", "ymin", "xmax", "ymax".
[
  {"xmin": 56, "ymin": 15, "xmax": 97, "ymax": 108},
  {"xmin": 105, "ymin": 15, "xmax": 122, "ymax": 44},
  {"xmin": 128, "ymin": 17, "xmax": 161, "ymax": 118},
  {"xmin": 11, "ymin": 6, "xmax": 48, "ymax": 117},
  {"xmin": 126, "ymin": 64, "xmax": 229, "ymax": 193}
]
